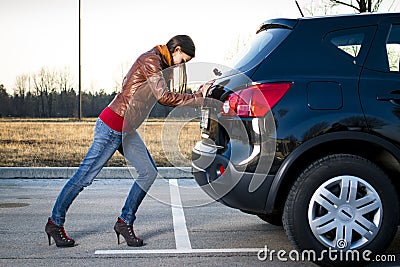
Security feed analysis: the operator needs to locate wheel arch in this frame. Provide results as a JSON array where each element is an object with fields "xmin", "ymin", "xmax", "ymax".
[{"xmin": 265, "ymin": 131, "xmax": 400, "ymax": 214}]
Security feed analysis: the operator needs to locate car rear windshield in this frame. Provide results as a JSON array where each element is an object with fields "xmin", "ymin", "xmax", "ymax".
[{"xmin": 229, "ymin": 26, "xmax": 292, "ymax": 72}]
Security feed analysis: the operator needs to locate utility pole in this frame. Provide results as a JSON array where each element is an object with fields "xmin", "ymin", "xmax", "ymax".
[{"xmin": 78, "ymin": 0, "xmax": 82, "ymax": 120}]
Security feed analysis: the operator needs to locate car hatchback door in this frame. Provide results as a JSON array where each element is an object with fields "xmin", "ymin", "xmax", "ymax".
[{"xmin": 359, "ymin": 17, "xmax": 400, "ymax": 146}]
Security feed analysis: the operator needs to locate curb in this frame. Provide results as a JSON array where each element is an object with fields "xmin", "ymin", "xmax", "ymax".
[{"xmin": 0, "ymin": 167, "xmax": 194, "ymax": 179}]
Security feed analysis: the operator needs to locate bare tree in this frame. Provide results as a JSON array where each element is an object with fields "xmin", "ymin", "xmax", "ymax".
[
  {"xmin": 33, "ymin": 67, "xmax": 57, "ymax": 117},
  {"xmin": 329, "ymin": 0, "xmax": 383, "ymax": 13},
  {"xmin": 301, "ymin": 0, "xmax": 397, "ymax": 16},
  {"xmin": 14, "ymin": 74, "xmax": 29, "ymax": 97},
  {"xmin": 56, "ymin": 67, "xmax": 76, "ymax": 117},
  {"xmin": 13, "ymin": 74, "xmax": 30, "ymax": 116},
  {"xmin": 57, "ymin": 66, "xmax": 74, "ymax": 94},
  {"xmin": 304, "ymin": 0, "xmax": 333, "ymax": 15}
]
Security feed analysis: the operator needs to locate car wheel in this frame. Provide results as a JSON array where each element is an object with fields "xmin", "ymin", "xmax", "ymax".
[
  {"xmin": 283, "ymin": 154, "xmax": 399, "ymax": 266},
  {"xmin": 257, "ymin": 213, "xmax": 283, "ymax": 226}
]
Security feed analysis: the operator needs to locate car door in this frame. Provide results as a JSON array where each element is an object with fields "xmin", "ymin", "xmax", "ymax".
[{"xmin": 359, "ymin": 16, "xmax": 400, "ymax": 146}]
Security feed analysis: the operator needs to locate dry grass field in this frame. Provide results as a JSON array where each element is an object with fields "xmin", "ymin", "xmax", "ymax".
[{"xmin": 0, "ymin": 118, "xmax": 200, "ymax": 167}]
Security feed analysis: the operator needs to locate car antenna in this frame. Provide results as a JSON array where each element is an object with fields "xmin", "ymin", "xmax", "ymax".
[{"xmin": 295, "ymin": 0, "xmax": 305, "ymax": 17}]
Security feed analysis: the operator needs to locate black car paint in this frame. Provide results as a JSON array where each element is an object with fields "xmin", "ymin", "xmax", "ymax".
[{"xmin": 192, "ymin": 13, "xmax": 400, "ymax": 216}]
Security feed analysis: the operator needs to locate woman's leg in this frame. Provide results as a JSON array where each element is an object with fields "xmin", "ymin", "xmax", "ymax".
[
  {"xmin": 120, "ymin": 130, "xmax": 158, "ymax": 225},
  {"xmin": 50, "ymin": 119, "xmax": 122, "ymax": 226}
]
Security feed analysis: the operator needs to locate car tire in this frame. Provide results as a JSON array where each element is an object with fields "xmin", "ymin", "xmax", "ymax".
[
  {"xmin": 257, "ymin": 213, "xmax": 283, "ymax": 226},
  {"xmin": 283, "ymin": 154, "xmax": 399, "ymax": 267}
]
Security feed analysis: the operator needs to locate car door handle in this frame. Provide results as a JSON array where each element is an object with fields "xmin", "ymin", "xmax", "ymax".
[{"xmin": 376, "ymin": 91, "xmax": 400, "ymax": 101}]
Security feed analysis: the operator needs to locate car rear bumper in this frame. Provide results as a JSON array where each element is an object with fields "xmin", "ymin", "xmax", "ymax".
[{"xmin": 191, "ymin": 141, "xmax": 274, "ymax": 213}]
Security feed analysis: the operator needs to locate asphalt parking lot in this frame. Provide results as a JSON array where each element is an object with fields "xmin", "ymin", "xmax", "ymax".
[{"xmin": 0, "ymin": 178, "xmax": 399, "ymax": 266}]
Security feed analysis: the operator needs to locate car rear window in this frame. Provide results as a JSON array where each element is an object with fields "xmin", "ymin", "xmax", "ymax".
[{"xmin": 229, "ymin": 26, "xmax": 292, "ymax": 72}]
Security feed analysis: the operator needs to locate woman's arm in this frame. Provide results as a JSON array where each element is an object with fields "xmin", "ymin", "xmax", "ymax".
[{"xmin": 141, "ymin": 54, "xmax": 204, "ymax": 107}]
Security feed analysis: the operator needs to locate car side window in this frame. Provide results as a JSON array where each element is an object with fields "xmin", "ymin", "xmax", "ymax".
[
  {"xmin": 331, "ymin": 33, "xmax": 363, "ymax": 57},
  {"xmin": 324, "ymin": 26, "xmax": 375, "ymax": 65},
  {"xmin": 386, "ymin": 24, "xmax": 400, "ymax": 72}
]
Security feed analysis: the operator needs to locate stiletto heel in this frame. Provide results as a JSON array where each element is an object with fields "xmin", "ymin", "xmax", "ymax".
[
  {"xmin": 47, "ymin": 233, "xmax": 51, "ymax": 246},
  {"xmin": 113, "ymin": 218, "xmax": 143, "ymax": 247},
  {"xmin": 115, "ymin": 231, "xmax": 121, "ymax": 244},
  {"xmin": 45, "ymin": 218, "xmax": 75, "ymax": 247}
]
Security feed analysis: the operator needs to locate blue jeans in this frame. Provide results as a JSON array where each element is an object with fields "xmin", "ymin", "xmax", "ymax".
[{"xmin": 51, "ymin": 118, "xmax": 158, "ymax": 226}]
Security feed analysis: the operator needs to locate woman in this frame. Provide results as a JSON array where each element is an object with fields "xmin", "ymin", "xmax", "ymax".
[{"xmin": 45, "ymin": 35, "xmax": 211, "ymax": 247}]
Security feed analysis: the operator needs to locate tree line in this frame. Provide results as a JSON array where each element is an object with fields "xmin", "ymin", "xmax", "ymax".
[
  {"xmin": 0, "ymin": 67, "xmax": 197, "ymax": 118},
  {"xmin": 0, "ymin": 67, "xmax": 116, "ymax": 118},
  {"xmin": 0, "ymin": 86, "xmax": 118, "ymax": 118}
]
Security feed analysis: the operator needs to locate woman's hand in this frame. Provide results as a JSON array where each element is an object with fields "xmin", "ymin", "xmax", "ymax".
[{"xmin": 198, "ymin": 80, "xmax": 214, "ymax": 98}]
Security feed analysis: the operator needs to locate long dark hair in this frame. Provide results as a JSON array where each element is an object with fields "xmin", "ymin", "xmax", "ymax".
[{"xmin": 166, "ymin": 35, "xmax": 195, "ymax": 58}]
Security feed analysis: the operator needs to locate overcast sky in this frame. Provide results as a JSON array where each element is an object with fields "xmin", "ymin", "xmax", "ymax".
[{"xmin": 1, "ymin": 0, "xmax": 399, "ymax": 93}]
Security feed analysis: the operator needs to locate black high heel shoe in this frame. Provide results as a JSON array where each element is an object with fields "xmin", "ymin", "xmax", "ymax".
[
  {"xmin": 45, "ymin": 218, "xmax": 75, "ymax": 247},
  {"xmin": 114, "ymin": 218, "xmax": 143, "ymax": 247}
]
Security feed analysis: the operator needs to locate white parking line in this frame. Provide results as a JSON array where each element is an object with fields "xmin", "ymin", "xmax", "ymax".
[
  {"xmin": 95, "ymin": 248, "xmax": 261, "ymax": 255},
  {"xmin": 94, "ymin": 179, "xmax": 262, "ymax": 256},
  {"xmin": 169, "ymin": 179, "xmax": 192, "ymax": 250}
]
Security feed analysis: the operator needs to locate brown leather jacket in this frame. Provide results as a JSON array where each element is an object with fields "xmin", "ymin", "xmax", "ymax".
[{"xmin": 108, "ymin": 47, "xmax": 203, "ymax": 129}]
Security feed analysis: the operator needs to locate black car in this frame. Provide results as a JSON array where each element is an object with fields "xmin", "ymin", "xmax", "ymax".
[{"xmin": 192, "ymin": 12, "xmax": 400, "ymax": 266}]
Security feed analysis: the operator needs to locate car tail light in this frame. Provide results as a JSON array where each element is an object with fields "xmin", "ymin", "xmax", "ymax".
[{"xmin": 221, "ymin": 82, "xmax": 293, "ymax": 117}]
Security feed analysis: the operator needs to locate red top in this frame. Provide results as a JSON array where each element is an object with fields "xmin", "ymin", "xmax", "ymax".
[{"xmin": 99, "ymin": 107, "xmax": 124, "ymax": 132}]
